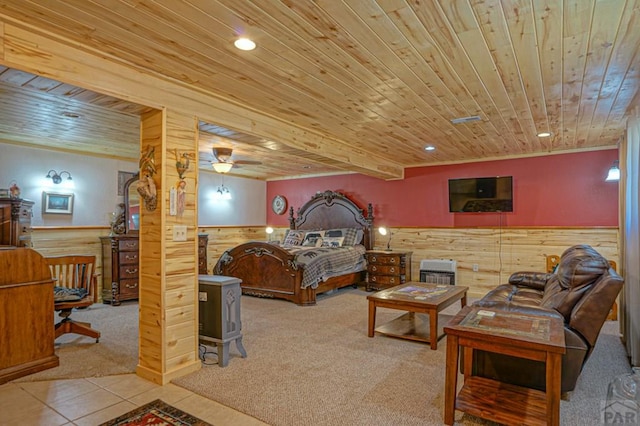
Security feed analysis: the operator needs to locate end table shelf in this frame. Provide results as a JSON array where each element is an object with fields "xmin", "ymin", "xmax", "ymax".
[{"xmin": 443, "ymin": 306, "xmax": 565, "ymax": 426}]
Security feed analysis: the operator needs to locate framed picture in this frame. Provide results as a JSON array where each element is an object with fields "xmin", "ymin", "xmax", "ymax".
[
  {"xmin": 43, "ymin": 191, "xmax": 74, "ymax": 214},
  {"xmin": 118, "ymin": 171, "xmax": 137, "ymax": 196}
]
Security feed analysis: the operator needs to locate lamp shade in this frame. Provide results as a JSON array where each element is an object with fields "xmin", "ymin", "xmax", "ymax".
[
  {"xmin": 606, "ymin": 161, "xmax": 620, "ymax": 182},
  {"xmin": 212, "ymin": 162, "xmax": 233, "ymax": 173}
]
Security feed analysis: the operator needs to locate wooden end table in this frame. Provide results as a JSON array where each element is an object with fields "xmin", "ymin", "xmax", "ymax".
[
  {"xmin": 443, "ymin": 306, "xmax": 565, "ymax": 426},
  {"xmin": 367, "ymin": 282, "xmax": 468, "ymax": 350}
]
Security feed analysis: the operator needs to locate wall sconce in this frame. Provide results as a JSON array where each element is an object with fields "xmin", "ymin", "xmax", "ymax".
[
  {"xmin": 266, "ymin": 226, "xmax": 274, "ymax": 242},
  {"xmin": 216, "ymin": 184, "xmax": 232, "ymax": 200},
  {"xmin": 378, "ymin": 226, "xmax": 392, "ymax": 251},
  {"xmin": 46, "ymin": 170, "xmax": 72, "ymax": 184},
  {"xmin": 605, "ymin": 161, "xmax": 620, "ymax": 182}
]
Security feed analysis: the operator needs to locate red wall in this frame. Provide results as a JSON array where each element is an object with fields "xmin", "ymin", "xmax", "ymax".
[{"xmin": 266, "ymin": 150, "xmax": 619, "ymax": 227}]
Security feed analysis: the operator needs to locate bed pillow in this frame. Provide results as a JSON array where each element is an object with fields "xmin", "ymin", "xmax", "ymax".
[
  {"xmin": 324, "ymin": 228, "xmax": 360, "ymax": 246},
  {"xmin": 302, "ymin": 231, "xmax": 325, "ymax": 247},
  {"xmin": 283, "ymin": 230, "xmax": 305, "ymax": 247},
  {"xmin": 321, "ymin": 236, "xmax": 344, "ymax": 248}
]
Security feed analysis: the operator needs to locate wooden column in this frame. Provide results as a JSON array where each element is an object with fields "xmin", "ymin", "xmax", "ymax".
[{"xmin": 136, "ymin": 109, "xmax": 201, "ymax": 384}]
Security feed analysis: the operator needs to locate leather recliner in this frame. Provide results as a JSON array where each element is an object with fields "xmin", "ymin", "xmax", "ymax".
[{"xmin": 470, "ymin": 244, "xmax": 624, "ymax": 393}]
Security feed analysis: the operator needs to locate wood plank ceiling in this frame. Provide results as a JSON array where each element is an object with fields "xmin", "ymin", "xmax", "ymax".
[{"xmin": 0, "ymin": 0, "xmax": 637, "ymax": 180}]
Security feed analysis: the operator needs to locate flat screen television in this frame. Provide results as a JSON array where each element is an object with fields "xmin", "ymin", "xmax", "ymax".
[{"xmin": 448, "ymin": 176, "xmax": 513, "ymax": 212}]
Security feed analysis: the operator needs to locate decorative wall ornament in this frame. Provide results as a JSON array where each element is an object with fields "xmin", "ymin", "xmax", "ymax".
[
  {"xmin": 137, "ymin": 146, "xmax": 157, "ymax": 211},
  {"xmin": 172, "ymin": 149, "xmax": 195, "ymax": 217}
]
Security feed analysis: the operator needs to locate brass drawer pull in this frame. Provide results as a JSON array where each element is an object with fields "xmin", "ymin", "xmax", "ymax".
[
  {"xmin": 125, "ymin": 268, "xmax": 138, "ymax": 274},
  {"xmin": 125, "ymin": 282, "xmax": 138, "ymax": 289},
  {"xmin": 371, "ymin": 266, "xmax": 377, "ymax": 272},
  {"xmin": 125, "ymin": 254, "xmax": 137, "ymax": 260},
  {"xmin": 389, "ymin": 258, "xmax": 397, "ymax": 264},
  {"xmin": 389, "ymin": 267, "xmax": 396, "ymax": 273},
  {"xmin": 370, "ymin": 256, "xmax": 377, "ymax": 262}
]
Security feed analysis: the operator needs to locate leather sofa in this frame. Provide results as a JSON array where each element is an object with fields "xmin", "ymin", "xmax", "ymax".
[{"xmin": 470, "ymin": 244, "xmax": 624, "ymax": 393}]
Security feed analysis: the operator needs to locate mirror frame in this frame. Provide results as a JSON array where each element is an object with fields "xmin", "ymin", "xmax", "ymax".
[{"xmin": 123, "ymin": 173, "xmax": 140, "ymax": 234}]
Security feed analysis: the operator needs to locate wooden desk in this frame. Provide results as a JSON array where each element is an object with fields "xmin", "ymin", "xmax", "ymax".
[
  {"xmin": 367, "ymin": 282, "xmax": 467, "ymax": 350},
  {"xmin": 444, "ymin": 306, "xmax": 565, "ymax": 426}
]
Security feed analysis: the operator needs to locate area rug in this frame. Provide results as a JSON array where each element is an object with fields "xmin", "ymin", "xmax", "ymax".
[{"xmin": 100, "ymin": 399, "xmax": 212, "ymax": 426}]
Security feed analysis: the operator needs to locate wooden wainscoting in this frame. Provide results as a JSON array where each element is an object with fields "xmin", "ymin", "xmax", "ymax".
[
  {"xmin": 202, "ymin": 226, "xmax": 618, "ymax": 300},
  {"xmin": 32, "ymin": 226, "xmax": 618, "ymax": 301}
]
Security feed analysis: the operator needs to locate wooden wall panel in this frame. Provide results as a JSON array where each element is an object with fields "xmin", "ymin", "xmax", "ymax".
[{"xmin": 202, "ymin": 226, "xmax": 618, "ymax": 299}]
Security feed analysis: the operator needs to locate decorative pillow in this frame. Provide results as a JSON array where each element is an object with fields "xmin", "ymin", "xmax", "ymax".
[
  {"xmin": 54, "ymin": 286, "xmax": 88, "ymax": 302},
  {"xmin": 302, "ymin": 231, "xmax": 325, "ymax": 247},
  {"xmin": 324, "ymin": 228, "xmax": 360, "ymax": 246},
  {"xmin": 283, "ymin": 230, "xmax": 305, "ymax": 247},
  {"xmin": 321, "ymin": 236, "xmax": 344, "ymax": 248}
]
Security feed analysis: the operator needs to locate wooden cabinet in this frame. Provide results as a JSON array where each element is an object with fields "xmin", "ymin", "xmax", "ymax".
[
  {"xmin": 198, "ymin": 233, "xmax": 208, "ymax": 274},
  {"xmin": 100, "ymin": 235, "xmax": 139, "ymax": 305},
  {"xmin": 365, "ymin": 250, "xmax": 412, "ymax": 291},
  {"xmin": 101, "ymin": 233, "xmax": 209, "ymax": 305},
  {"xmin": 0, "ymin": 198, "xmax": 33, "ymax": 247}
]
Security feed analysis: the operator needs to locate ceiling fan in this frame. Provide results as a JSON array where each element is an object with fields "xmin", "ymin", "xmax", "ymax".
[{"xmin": 210, "ymin": 147, "xmax": 262, "ymax": 173}]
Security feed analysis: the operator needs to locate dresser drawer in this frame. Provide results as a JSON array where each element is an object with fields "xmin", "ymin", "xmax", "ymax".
[
  {"xmin": 367, "ymin": 254, "xmax": 405, "ymax": 265},
  {"xmin": 368, "ymin": 264, "xmax": 406, "ymax": 275},
  {"xmin": 119, "ymin": 251, "xmax": 139, "ymax": 265},
  {"xmin": 118, "ymin": 279, "xmax": 139, "ymax": 297},
  {"xmin": 368, "ymin": 274, "xmax": 406, "ymax": 286},
  {"xmin": 119, "ymin": 264, "xmax": 139, "ymax": 279},
  {"xmin": 118, "ymin": 239, "xmax": 139, "ymax": 251}
]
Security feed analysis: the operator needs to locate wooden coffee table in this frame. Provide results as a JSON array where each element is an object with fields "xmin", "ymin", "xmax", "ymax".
[
  {"xmin": 443, "ymin": 306, "xmax": 565, "ymax": 426},
  {"xmin": 367, "ymin": 282, "xmax": 468, "ymax": 350}
]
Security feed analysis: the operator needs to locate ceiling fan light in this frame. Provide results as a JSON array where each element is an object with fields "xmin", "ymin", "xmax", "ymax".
[{"xmin": 212, "ymin": 162, "xmax": 233, "ymax": 173}]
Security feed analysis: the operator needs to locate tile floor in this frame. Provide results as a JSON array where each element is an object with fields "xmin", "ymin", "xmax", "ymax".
[{"xmin": 0, "ymin": 373, "xmax": 267, "ymax": 425}]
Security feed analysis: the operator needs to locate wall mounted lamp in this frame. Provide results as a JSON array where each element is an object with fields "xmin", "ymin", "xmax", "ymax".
[
  {"xmin": 46, "ymin": 170, "xmax": 72, "ymax": 184},
  {"xmin": 216, "ymin": 184, "xmax": 232, "ymax": 200},
  {"xmin": 266, "ymin": 226, "xmax": 274, "ymax": 242},
  {"xmin": 378, "ymin": 226, "xmax": 392, "ymax": 251},
  {"xmin": 605, "ymin": 161, "xmax": 620, "ymax": 182}
]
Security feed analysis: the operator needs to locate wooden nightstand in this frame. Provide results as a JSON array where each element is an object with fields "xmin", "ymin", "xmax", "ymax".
[{"xmin": 365, "ymin": 250, "xmax": 412, "ymax": 291}]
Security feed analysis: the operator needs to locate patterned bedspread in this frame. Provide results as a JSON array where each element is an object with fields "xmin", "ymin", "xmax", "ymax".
[{"xmin": 286, "ymin": 245, "xmax": 367, "ymax": 289}]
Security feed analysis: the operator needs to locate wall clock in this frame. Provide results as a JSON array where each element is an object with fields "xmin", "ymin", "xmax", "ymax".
[{"xmin": 272, "ymin": 195, "xmax": 287, "ymax": 215}]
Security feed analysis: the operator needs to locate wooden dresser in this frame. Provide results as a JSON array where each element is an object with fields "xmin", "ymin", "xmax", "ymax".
[
  {"xmin": 101, "ymin": 234, "xmax": 209, "ymax": 305},
  {"xmin": 365, "ymin": 250, "xmax": 413, "ymax": 291},
  {"xmin": 100, "ymin": 235, "xmax": 139, "ymax": 305},
  {"xmin": 198, "ymin": 233, "xmax": 209, "ymax": 274},
  {"xmin": 0, "ymin": 198, "xmax": 34, "ymax": 247}
]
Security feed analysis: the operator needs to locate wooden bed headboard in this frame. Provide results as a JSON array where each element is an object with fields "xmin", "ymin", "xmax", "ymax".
[{"xmin": 287, "ymin": 190, "xmax": 374, "ymax": 250}]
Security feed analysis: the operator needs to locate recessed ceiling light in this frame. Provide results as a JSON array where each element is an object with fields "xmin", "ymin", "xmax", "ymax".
[
  {"xmin": 424, "ymin": 145, "xmax": 436, "ymax": 151},
  {"xmin": 61, "ymin": 111, "xmax": 81, "ymax": 118},
  {"xmin": 537, "ymin": 132, "xmax": 552, "ymax": 137},
  {"xmin": 234, "ymin": 38, "xmax": 256, "ymax": 51}
]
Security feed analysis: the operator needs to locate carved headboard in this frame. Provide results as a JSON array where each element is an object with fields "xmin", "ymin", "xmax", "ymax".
[{"xmin": 287, "ymin": 190, "xmax": 374, "ymax": 250}]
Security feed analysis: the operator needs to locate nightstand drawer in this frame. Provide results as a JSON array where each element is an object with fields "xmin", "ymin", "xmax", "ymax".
[{"xmin": 368, "ymin": 264, "xmax": 406, "ymax": 275}]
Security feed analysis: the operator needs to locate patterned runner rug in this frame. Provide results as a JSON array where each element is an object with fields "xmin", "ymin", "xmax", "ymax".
[{"xmin": 100, "ymin": 399, "xmax": 212, "ymax": 426}]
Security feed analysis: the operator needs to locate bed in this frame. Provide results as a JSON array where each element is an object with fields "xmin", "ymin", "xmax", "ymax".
[{"xmin": 213, "ymin": 190, "xmax": 374, "ymax": 305}]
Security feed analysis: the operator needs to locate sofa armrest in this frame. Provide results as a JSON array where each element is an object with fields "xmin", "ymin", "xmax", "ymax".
[{"xmin": 508, "ymin": 272, "xmax": 554, "ymax": 290}]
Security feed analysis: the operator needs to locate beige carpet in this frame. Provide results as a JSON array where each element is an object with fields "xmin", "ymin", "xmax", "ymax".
[
  {"xmin": 14, "ymin": 301, "xmax": 139, "ymax": 382},
  {"xmin": 173, "ymin": 287, "xmax": 632, "ymax": 425}
]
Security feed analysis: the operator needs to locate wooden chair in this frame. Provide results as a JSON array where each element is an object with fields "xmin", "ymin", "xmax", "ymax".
[
  {"xmin": 547, "ymin": 254, "xmax": 618, "ymax": 321},
  {"xmin": 46, "ymin": 255, "xmax": 101, "ymax": 342}
]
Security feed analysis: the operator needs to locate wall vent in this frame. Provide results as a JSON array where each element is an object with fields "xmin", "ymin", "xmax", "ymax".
[{"xmin": 450, "ymin": 115, "xmax": 481, "ymax": 124}]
